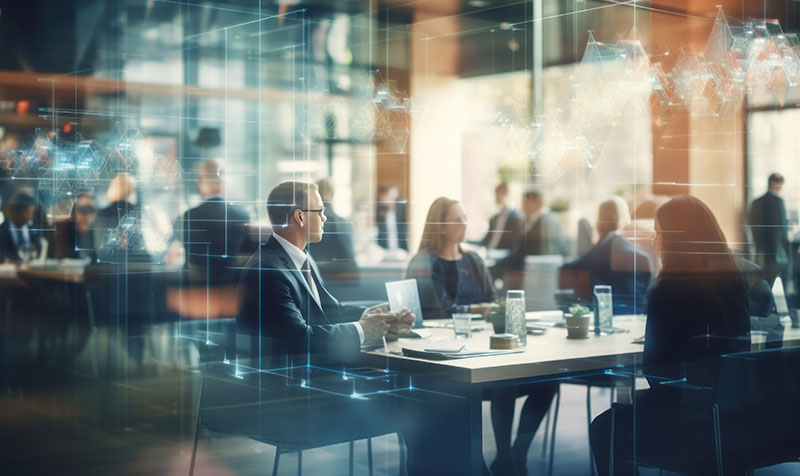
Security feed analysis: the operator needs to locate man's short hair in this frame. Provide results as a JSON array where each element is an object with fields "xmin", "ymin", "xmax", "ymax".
[
  {"xmin": 267, "ymin": 181, "xmax": 318, "ymax": 227},
  {"xmin": 7, "ymin": 192, "xmax": 36, "ymax": 222},
  {"xmin": 768, "ymin": 173, "xmax": 784, "ymax": 187},
  {"xmin": 495, "ymin": 183, "xmax": 509, "ymax": 194},
  {"xmin": 524, "ymin": 187, "xmax": 543, "ymax": 202}
]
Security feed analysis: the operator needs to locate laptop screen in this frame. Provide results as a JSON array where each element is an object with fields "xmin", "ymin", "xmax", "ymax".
[{"xmin": 385, "ymin": 279, "xmax": 424, "ymax": 329}]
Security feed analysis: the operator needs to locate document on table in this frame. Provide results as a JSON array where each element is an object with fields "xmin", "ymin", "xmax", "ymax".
[{"xmin": 402, "ymin": 343, "xmax": 525, "ymax": 360}]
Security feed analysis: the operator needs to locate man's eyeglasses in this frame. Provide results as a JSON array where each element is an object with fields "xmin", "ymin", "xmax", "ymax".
[
  {"xmin": 299, "ymin": 208, "xmax": 325, "ymax": 217},
  {"xmin": 76, "ymin": 206, "xmax": 96, "ymax": 215}
]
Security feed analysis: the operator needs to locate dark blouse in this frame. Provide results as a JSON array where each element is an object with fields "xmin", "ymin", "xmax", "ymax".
[
  {"xmin": 643, "ymin": 271, "xmax": 750, "ymax": 395},
  {"xmin": 406, "ymin": 251, "xmax": 497, "ymax": 318}
]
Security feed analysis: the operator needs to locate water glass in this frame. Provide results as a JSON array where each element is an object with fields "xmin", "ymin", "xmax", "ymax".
[
  {"xmin": 452, "ymin": 305, "xmax": 473, "ymax": 340},
  {"xmin": 505, "ymin": 290, "xmax": 526, "ymax": 346},
  {"xmin": 593, "ymin": 285, "xmax": 613, "ymax": 335}
]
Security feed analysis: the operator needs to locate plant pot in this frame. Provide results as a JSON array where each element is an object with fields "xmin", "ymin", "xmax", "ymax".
[
  {"xmin": 489, "ymin": 309, "xmax": 506, "ymax": 335},
  {"xmin": 564, "ymin": 312, "xmax": 592, "ymax": 339}
]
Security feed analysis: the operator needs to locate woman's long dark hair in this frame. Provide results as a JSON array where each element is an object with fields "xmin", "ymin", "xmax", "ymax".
[
  {"xmin": 656, "ymin": 195, "xmax": 739, "ymax": 275},
  {"xmin": 655, "ymin": 195, "xmax": 748, "ymax": 335}
]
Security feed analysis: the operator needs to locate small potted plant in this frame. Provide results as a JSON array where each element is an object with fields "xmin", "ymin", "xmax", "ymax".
[
  {"xmin": 564, "ymin": 304, "xmax": 593, "ymax": 339},
  {"xmin": 488, "ymin": 298, "xmax": 506, "ymax": 335}
]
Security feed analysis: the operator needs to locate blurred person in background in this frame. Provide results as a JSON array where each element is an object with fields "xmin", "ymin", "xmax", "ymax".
[
  {"xmin": 308, "ymin": 177, "xmax": 357, "ymax": 276},
  {"xmin": 749, "ymin": 173, "xmax": 790, "ymax": 286},
  {"xmin": 561, "ymin": 197, "xmax": 652, "ymax": 314},
  {"xmin": 376, "ymin": 184, "xmax": 408, "ymax": 253},
  {"xmin": 54, "ymin": 192, "xmax": 96, "ymax": 261},
  {"xmin": 480, "ymin": 182, "xmax": 524, "ymax": 251},
  {"xmin": 492, "ymin": 188, "xmax": 567, "ymax": 279},
  {"xmin": 170, "ymin": 159, "xmax": 254, "ymax": 284},
  {"xmin": 0, "ymin": 191, "xmax": 42, "ymax": 262}
]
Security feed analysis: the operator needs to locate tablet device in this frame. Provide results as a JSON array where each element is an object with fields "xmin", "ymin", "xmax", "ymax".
[{"xmin": 385, "ymin": 279, "xmax": 424, "ymax": 329}]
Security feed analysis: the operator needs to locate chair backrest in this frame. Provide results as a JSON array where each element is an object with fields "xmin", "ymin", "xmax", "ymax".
[
  {"xmin": 714, "ymin": 347, "xmax": 800, "ymax": 467},
  {"xmin": 523, "ymin": 254, "xmax": 564, "ymax": 310}
]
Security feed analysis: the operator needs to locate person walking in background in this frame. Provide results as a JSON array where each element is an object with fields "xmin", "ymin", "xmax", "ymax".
[
  {"xmin": 480, "ymin": 182, "xmax": 524, "ymax": 251},
  {"xmin": 308, "ymin": 178, "xmax": 357, "ymax": 276},
  {"xmin": 376, "ymin": 184, "xmax": 408, "ymax": 252},
  {"xmin": 749, "ymin": 173, "xmax": 790, "ymax": 286}
]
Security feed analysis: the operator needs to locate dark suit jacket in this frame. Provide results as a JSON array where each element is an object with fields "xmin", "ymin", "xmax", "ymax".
[
  {"xmin": 561, "ymin": 233, "xmax": 652, "ymax": 314},
  {"xmin": 308, "ymin": 203, "xmax": 357, "ymax": 275},
  {"xmin": 376, "ymin": 201, "xmax": 408, "ymax": 251},
  {"xmin": 493, "ymin": 212, "xmax": 566, "ymax": 276},
  {"xmin": 177, "ymin": 197, "xmax": 254, "ymax": 284},
  {"xmin": 749, "ymin": 192, "xmax": 789, "ymax": 268},
  {"xmin": 238, "ymin": 236, "xmax": 363, "ymax": 361},
  {"xmin": 0, "ymin": 220, "xmax": 42, "ymax": 262},
  {"xmin": 93, "ymin": 200, "xmax": 152, "ymax": 263},
  {"xmin": 479, "ymin": 208, "xmax": 524, "ymax": 250}
]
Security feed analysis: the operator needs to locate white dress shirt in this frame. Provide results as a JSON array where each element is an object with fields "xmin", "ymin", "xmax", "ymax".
[
  {"xmin": 272, "ymin": 233, "xmax": 364, "ymax": 344},
  {"xmin": 9, "ymin": 222, "xmax": 32, "ymax": 249}
]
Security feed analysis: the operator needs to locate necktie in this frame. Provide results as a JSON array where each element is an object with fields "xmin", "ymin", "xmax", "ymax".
[{"xmin": 301, "ymin": 259, "xmax": 321, "ymax": 304}]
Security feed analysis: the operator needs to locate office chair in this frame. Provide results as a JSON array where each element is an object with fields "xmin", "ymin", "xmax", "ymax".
[{"xmin": 189, "ymin": 347, "xmax": 407, "ymax": 476}]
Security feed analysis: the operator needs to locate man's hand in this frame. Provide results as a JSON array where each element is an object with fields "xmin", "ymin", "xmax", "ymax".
[
  {"xmin": 358, "ymin": 312, "xmax": 392, "ymax": 343},
  {"xmin": 387, "ymin": 308, "xmax": 416, "ymax": 337},
  {"xmin": 363, "ymin": 302, "xmax": 390, "ymax": 315}
]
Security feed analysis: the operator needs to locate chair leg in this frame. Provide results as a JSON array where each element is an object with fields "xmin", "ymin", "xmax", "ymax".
[
  {"xmin": 548, "ymin": 386, "xmax": 561, "ymax": 476},
  {"xmin": 541, "ymin": 402, "xmax": 552, "ymax": 458},
  {"xmin": 272, "ymin": 447, "xmax": 281, "ymax": 476},
  {"xmin": 190, "ymin": 378, "xmax": 204, "ymax": 476},
  {"xmin": 587, "ymin": 385, "xmax": 594, "ymax": 476},
  {"xmin": 297, "ymin": 450, "xmax": 302, "ymax": 476},
  {"xmin": 349, "ymin": 441, "xmax": 354, "ymax": 476},
  {"xmin": 367, "ymin": 438, "xmax": 374, "ymax": 476},
  {"xmin": 397, "ymin": 433, "xmax": 407, "ymax": 476},
  {"xmin": 189, "ymin": 420, "xmax": 201, "ymax": 476}
]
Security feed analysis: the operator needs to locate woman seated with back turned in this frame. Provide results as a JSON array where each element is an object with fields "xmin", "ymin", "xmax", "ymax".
[
  {"xmin": 406, "ymin": 197, "xmax": 557, "ymax": 476},
  {"xmin": 590, "ymin": 195, "xmax": 750, "ymax": 476}
]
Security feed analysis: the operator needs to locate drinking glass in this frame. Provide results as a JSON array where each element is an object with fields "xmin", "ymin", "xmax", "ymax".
[
  {"xmin": 505, "ymin": 290, "xmax": 526, "ymax": 346},
  {"xmin": 593, "ymin": 285, "xmax": 613, "ymax": 335},
  {"xmin": 452, "ymin": 305, "xmax": 472, "ymax": 340}
]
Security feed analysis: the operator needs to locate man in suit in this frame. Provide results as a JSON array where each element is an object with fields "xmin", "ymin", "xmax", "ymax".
[
  {"xmin": 561, "ymin": 197, "xmax": 652, "ymax": 314},
  {"xmin": 480, "ymin": 182, "xmax": 524, "ymax": 250},
  {"xmin": 749, "ymin": 173, "xmax": 790, "ymax": 286},
  {"xmin": 308, "ymin": 178, "xmax": 357, "ymax": 276},
  {"xmin": 492, "ymin": 188, "xmax": 567, "ymax": 278},
  {"xmin": 376, "ymin": 184, "xmax": 408, "ymax": 252},
  {"xmin": 0, "ymin": 191, "xmax": 42, "ymax": 262},
  {"xmin": 172, "ymin": 159, "xmax": 255, "ymax": 284},
  {"xmin": 238, "ymin": 181, "xmax": 414, "ymax": 360}
]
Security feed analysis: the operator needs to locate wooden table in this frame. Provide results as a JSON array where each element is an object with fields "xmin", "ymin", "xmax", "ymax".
[
  {"xmin": 356, "ymin": 314, "xmax": 646, "ymax": 475},
  {"xmin": 358, "ymin": 314, "xmax": 800, "ymax": 475},
  {"xmin": 364, "ymin": 315, "xmax": 646, "ymax": 384}
]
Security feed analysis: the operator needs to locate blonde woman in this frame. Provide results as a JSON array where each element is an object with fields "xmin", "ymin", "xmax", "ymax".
[{"xmin": 406, "ymin": 197, "xmax": 497, "ymax": 319}]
